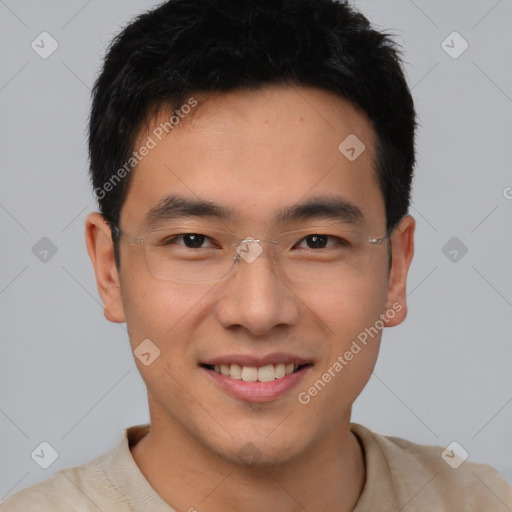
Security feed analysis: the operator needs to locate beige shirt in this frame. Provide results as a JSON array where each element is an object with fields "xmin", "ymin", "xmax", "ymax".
[{"xmin": 2, "ymin": 423, "xmax": 511, "ymax": 511}]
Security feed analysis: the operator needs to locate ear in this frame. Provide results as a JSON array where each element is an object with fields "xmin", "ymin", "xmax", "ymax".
[
  {"xmin": 384, "ymin": 215, "xmax": 415, "ymax": 327},
  {"xmin": 85, "ymin": 212, "xmax": 126, "ymax": 324}
]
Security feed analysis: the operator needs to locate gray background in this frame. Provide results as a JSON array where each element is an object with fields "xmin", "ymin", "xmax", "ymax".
[{"xmin": 1, "ymin": 0, "xmax": 511, "ymax": 500}]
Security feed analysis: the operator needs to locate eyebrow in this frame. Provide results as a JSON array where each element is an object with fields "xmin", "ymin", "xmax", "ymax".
[
  {"xmin": 143, "ymin": 194, "xmax": 364, "ymax": 228},
  {"xmin": 275, "ymin": 196, "xmax": 364, "ymax": 226},
  {"xmin": 144, "ymin": 195, "xmax": 234, "ymax": 228}
]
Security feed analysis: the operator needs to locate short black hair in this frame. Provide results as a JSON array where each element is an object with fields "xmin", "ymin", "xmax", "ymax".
[{"xmin": 89, "ymin": 0, "xmax": 416, "ymax": 263}]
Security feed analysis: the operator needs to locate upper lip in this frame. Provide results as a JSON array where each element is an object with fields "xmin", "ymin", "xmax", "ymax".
[{"xmin": 201, "ymin": 352, "xmax": 313, "ymax": 367}]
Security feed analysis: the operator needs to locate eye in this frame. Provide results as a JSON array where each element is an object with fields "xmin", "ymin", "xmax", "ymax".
[
  {"xmin": 295, "ymin": 234, "xmax": 349, "ymax": 249},
  {"xmin": 162, "ymin": 233, "xmax": 216, "ymax": 249}
]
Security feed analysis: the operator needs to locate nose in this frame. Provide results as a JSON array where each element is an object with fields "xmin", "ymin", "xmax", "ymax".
[{"xmin": 214, "ymin": 239, "xmax": 300, "ymax": 336}]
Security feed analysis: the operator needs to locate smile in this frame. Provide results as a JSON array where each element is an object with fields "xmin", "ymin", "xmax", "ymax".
[{"xmin": 202, "ymin": 363, "xmax": 310, "ymax": 382}]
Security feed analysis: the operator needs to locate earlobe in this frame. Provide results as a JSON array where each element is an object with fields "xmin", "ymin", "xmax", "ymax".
[
  {"xmin": 85, "ymin": 212, "xmax": 126, "ymax": 324},
  {"xmin": 384, "ymin": 215, "xmax": 415, "ymax": 327}
]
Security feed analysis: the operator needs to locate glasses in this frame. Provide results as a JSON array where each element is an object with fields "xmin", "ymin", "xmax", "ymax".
[{"xmin": 114, "ymin": 224, "xmax": 391, "ymax": 284}]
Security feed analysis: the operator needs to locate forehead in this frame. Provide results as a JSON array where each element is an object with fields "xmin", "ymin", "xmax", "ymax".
[{"xmin": 122, "ymin": 85, "xmax": 385, "ymax": 231}]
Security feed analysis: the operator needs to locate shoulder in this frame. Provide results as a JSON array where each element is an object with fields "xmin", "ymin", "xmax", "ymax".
[
  {"xmin": 0, "ymin": 425, "xmax": 152, "ymax": 512},
  {"xmin": 0, "ymin": 452, "xmax": 126, "ymax": 512},
  {"xmin": 351, "ymin": 423, "xmax": 512, "ymax": 511}
]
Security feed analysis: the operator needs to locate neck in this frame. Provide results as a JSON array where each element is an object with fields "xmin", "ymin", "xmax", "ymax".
[{"xmin": 131, "ymin": 409, "xmax": 365, "ymax": 512}]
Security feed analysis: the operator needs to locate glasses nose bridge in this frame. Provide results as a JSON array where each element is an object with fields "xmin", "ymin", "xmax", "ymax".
[{"xmin": 232, "ymin": 237, "xmax": 279, "ymax": 267}]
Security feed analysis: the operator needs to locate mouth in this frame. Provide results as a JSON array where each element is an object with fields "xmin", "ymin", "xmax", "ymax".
[
  {"xmin": 200, "ymin": 362, "xmax": 313, "ymax": 383},
  {"xmin": 199, "ymin": 355, "xmax": 313, "ymax": 402},
  {"xmin": 199, "ymin": 353, "xmax": 314, "ymax": 402}
]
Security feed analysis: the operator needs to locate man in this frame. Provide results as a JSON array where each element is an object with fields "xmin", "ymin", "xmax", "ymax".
[{"xmin": 2, "ymin": 0, "xmax": 510, "ymax": 510}]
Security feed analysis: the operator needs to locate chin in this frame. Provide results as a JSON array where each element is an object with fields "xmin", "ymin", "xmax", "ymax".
[{"xmin": 213, "ymin": 430, "xmax": 308, "ymax": 469}]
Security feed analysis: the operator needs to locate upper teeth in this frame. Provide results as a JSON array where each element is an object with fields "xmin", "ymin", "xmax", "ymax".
[{"xmin": 213, "ymin": 363, "xmax": 298, "ymax": 382}]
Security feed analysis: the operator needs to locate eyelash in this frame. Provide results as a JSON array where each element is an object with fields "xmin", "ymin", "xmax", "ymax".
[{"xmin": 163, "ymin": 234, "xmax": 217, "ymax": 248}]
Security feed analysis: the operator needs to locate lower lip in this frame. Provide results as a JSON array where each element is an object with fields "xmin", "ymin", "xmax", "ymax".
[{"xmin": 202, "ymin": 366, "xmax": 312, "ymax": 402}]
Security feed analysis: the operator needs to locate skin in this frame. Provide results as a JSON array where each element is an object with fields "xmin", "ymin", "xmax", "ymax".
[{"xmin": 86, "ymin": 85, "xmax": 415, "ymax": 512}]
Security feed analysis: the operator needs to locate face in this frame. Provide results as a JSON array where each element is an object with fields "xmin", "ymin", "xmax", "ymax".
[{"xmin": 86, "ymin": 85, "xmax": 414, "ymax": 467}]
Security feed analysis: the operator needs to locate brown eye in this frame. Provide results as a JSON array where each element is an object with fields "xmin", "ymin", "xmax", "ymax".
[
  {"xmin": 182, "ymin": 234, "xmax": 206, "ymax": 248},
  {"xmin": 161, "ymin": 233, "xmax": 211, "ymax": 248},
  {"xmin": 304, "ymin": 234, "xmax": 328, "ymax": 248},
  {"xmin": 294, "ymin": 234, "xmax": 352, "ymax": 250}
]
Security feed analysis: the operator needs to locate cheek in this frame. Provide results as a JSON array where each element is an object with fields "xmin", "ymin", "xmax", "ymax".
[
  {"xmin": 307, "ymin": 272, "xmax": 388, "ymax": 379},
  {"xmin": 119, "ymin": 277, "xmax": 207, "ymax": 397},
  {"xmin": 302, "ymin": 271, "xmax": 389, "ymax": 340},
  {"xmin": 119, "ymin": 271, "xmax": 209, "ymax": 350},
  {"xmin": 297, "ymin": 280, "xmax": 388, "ymax": 421}
]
